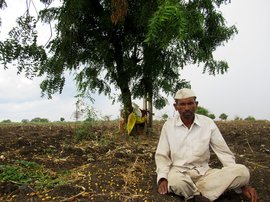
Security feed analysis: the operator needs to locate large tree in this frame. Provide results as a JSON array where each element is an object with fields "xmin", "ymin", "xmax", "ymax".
[{"xmin": 0, "ymin": 0, "xmax": 236, "ymax": 123}]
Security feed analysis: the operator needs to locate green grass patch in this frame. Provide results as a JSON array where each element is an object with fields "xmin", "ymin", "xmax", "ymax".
[{"xmin": 0, "ymin": 160, "xmax": 70, "ymax": 190}]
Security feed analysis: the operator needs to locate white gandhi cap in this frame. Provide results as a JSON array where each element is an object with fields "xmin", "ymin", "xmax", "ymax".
[{"xmin": 174, "ymin": 88, "xmax": 196, "ymax": 99}]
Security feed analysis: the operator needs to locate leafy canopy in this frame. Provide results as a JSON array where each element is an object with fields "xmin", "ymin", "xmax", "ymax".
[{"xmin": 0, "ymin": 0, "xmax": 237, "ymax": 114}]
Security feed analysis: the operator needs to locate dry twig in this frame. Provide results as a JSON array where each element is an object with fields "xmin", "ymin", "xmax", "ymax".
[
  {"xmin": 245, "ymin": 139, "xmax": 254, "ymax": 153},
  {"xmin": 61, "ymin": 186, "xmax": 86, "ymax": 202}
]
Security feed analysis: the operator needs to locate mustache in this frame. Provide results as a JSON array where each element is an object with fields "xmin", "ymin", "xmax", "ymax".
[{"xmin": 182, "ymin": 111, "xmax": 194, "ymax": 118}]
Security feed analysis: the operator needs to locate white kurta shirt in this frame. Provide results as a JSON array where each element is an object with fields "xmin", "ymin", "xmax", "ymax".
[{"xmin": 155, "ymin": 114, "xmax": 236, "ymax": 183}]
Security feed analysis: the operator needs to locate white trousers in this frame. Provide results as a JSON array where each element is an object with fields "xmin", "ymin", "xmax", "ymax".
[{"xmin": 167, "ymin": 164, "xmax": 250, "ymax": 201}]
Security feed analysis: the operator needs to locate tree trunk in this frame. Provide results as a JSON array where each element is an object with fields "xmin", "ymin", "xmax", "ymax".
[
  {"xmin": 148, "ymin": 93, "xmax": 153, "ymax": 129},
  {"xmin": 120, "ymin": 86, "xmax": 133, "ymax": 123},
  {"xmin": 143, "ymin": 96, "xmax": 147, "ymax": 111},
  {"xmin": 111, "ymin": 26, "xmax": 133, "ymax": 123}
]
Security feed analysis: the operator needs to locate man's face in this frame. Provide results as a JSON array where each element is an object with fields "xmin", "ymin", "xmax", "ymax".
[{"xmin": 174, "ymin": 97, "xmax": 198, "ymax": 120}]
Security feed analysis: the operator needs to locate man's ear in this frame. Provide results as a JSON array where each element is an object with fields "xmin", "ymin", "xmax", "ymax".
[
  {"xmin": 173, "ymin": 103, "xmax": 177, "ymax": 110},
  {"xmin": 196, "ymin": 101, "xmax": 199, "ymax": 106}
]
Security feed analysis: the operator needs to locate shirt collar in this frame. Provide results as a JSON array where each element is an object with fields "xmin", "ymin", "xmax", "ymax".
[
  {"xmin": 194, "ymin": 114, "xmax": 201, "ymax": 126},
  {"xmin": 175, "ymin": 114, "xmax": 201, "ymax": 127}
]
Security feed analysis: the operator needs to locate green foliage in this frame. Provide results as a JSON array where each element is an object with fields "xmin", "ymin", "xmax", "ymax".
[
  {"xmin": 208, "ymin": 114, "xmax": 216, "ymax": 120},
  {"xmin": 145, "ymin": 1, "xmax": 187, "ymax": 47},
  {"xmin": 60, "ymin": 117, "xmax": 65, "ymax": 122},
  {"xmin": 21, "ymin": 119, "xmax": 29, "ymax": 123},
  {"xmin": 196, "ymin": 106, "xmax": 215, "ymax": 119},
  {"xmin": 30, "ymin": 117, "xmax": 49, "ymax": 123},
  {"xmin": 1, "ymin": 119, "xmax": 12, "ymax": 123},
  {"xmin": 0, "ymin": 15, "xmax": 47, "ymax": 78},
  {"xmin": 245, "ymin": 116, "xmax": 256, "ymax": 121},
  {"xmin": 0, "ymin": 160, "xmax": 68, "ymax": 189},
  {"xmin": 0, "ymin": 0, "xmax": 237, "ymax": 117},
  {"xmin": 74, "ymin": 122, "xmax": 98, "ymax": 142},
  {"xmin": 219, "ymin": 113, "xmax": 228, "ymax": 120},
  {"xmin": 196, "ymin": 106, "xmax": 209, "ymax": 116},
  {"xmin": 161, "ymin": 113, "xmax": 169, "ymax": 121},
  {"xmin": 145, "ymin": 0, "xmax": 238, "ymax": 75}
]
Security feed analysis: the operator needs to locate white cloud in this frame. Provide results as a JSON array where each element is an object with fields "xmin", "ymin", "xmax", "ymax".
[
  {"xmin": 0, "ymin": 69, "xmax": 41, "ymax": 101},
  {"xmin": 0, "ymin": 96, "xmax": 76, "ymax": 122}
]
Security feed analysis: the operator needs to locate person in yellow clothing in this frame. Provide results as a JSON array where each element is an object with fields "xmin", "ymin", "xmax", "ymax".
[
  {"xmin": 155, "ymin": 88, "xmax": 259, "ymax": 201},
  {"xmin": 127, "ymin": 103, "xmax": 147, "ymax": 135}
]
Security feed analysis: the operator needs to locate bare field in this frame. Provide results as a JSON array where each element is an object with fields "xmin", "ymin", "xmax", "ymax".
[{"xmin": 0, "ymin": 120, "xmax": 269, "ymax": 201}]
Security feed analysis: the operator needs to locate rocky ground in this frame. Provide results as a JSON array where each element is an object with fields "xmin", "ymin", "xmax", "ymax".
[{"xmin": 0, "ymin": 120, "xmax": 269, "ymax": 201}]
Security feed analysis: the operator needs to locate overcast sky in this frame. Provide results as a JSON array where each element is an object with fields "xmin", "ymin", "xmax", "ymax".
[{"xmin": 0, "ymin": 0, "xmax": 269, "ymax": 122}]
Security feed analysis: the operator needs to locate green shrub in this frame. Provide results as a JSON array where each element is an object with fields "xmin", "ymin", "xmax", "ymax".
[
  {"xmin": 219, "ymin": 113, "xmax": 228, "ymax": 120},
  {"xmin": 74, "ymin": 121, "xmax": 97, "ymax": 142},
  {"xmin": 245, "ymin": 116, "xmax": 256, "ymax": 121}
]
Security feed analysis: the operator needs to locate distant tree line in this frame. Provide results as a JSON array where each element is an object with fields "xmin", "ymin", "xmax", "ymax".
[
  {"xmin": 160, "ymin": 105, "xmax": 257, "ymax": 121},
  {"xmin": 0, "ymin": 117, "xmax": 66, "ymax": 123},
  {"xmin": 0, "ymin": 112, "xmax": 258, "ymax": 123}
]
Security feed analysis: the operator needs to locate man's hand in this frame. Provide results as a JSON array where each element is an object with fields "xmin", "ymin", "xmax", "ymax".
[
  {"xmin": 158, "ymin": 178, "xmax": 168, "ymax": 195},
  {"xmin": 242, "ymin": 185, "xmax": 259, "ymax": 202}
]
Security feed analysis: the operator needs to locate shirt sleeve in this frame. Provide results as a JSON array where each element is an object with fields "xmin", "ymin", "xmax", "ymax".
[
  {"xmin": 155, "ymin": 122, "xmax": 172, "ymax": 184},
  {"xmin": 210, "ymin": 122, "xmax": 236, "ymax": 166}
]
